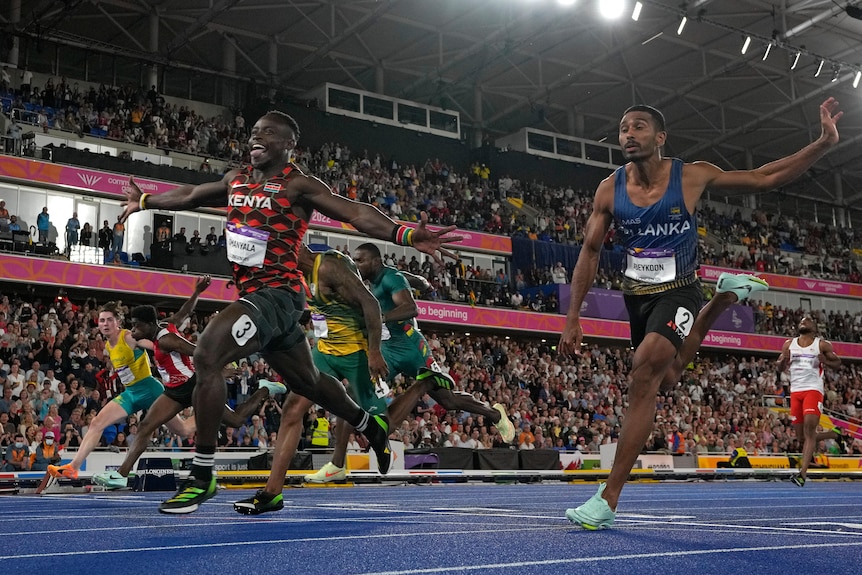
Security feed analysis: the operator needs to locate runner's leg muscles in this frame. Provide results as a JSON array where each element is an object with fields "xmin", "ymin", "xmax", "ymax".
[{"xmin": 264, "ymin": 392, "xmax": 311, "ymax": 495}]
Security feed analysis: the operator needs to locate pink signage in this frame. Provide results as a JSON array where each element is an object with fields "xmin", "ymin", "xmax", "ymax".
[
  {"xmin": 3, "ymin": 253, "xmax": 862, "ymax": 359},
  {"xmin": 0, "ymin": 253, "xmax": 236, "ymax": 303},
  {"xmin": 416, "ymin": 300, "xmax": 862, "ymax": 359},
  {"xmin": 0, "ymin": 155, "xmax": 177, "ymax": 198},
  {"xmin": 700, "ymin": 265, "xmax": 862, "ymax": 298},
  {"xmin": 0, "ymin": 156, "xmax": 511, "ymax": 254}
]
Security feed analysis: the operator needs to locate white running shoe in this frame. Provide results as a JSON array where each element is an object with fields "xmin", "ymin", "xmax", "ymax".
[
  {"xmin": 304, "ymin": 462, "xmax": 347, "ymax": 483},
  {"xmin": 715, "ymin": 272, "xmax": 768, "ymax": 302},
  {"xmin": 258, "ymin": 379, "xmax": 287, "ymax": 395}
]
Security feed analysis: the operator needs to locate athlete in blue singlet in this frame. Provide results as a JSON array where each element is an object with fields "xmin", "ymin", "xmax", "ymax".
[{"xmin": 559, "ymin": 98, "xmax": 843, "ymax": 529}]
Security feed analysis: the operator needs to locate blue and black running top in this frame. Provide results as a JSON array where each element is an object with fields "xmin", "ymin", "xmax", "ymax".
[{"xmin": 612, "ymin": 158, "xmax": 698, "ymax": 295}]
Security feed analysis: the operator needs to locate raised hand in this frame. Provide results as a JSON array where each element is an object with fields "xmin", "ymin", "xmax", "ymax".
[
  {"xmin": 819, "ymin": 97, "xmax": 842, "ymax": 146},
  {"xmin": 411, "ymin": 211, "xmax": 463, "ymax": 266},
  {"xmin": 194, "ymin": 275, "xmax": 212, "ymax": 294},
  {"xmin": 119, "ymin": 176, "xmax": 144, "ymax": 223}
]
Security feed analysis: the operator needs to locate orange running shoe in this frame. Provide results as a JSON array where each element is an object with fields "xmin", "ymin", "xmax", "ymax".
[{"xmin": 47, "ymin": 464, "xmax": 78, "ymax": 479}]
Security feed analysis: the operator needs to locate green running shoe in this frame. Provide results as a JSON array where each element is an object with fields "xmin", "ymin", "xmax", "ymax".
[
  {"xmin": 92, "ymin": 470, "xmax": 128, "ymax": 490},
  {"xmin": 565, "ymin": 483, "xmax": 616, "ymax": 530},
  {"xmin": 363, "ymin": 414, "xmax": 392, "ymax": 474},
  {"xmin": 234, "ymin": 489, "xmax": 284, "ymax": 515},
  {"xmin": 716, "ymin": 272, "xmax": 768, "ymax": 302},
  {"xmin": 159, "ymin": 474, "xmax": 217, "ymax": 514},
  {"xmin": 492, "ymin": 403, "xmax": 515, "ymax": 443}
]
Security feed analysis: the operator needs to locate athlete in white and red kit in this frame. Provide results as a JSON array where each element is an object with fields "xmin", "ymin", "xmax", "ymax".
[
  {"xmin": 777, "ymin": 316, "xmax": 844, "ymax": 487},
  {"xmin": 92, "ymin": 275, "xmax": 285, "ymax": 489}
]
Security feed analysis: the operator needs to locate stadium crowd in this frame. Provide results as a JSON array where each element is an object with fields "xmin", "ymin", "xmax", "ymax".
[
  {"xmin": 6, "ymin": 75, "xmax": 862, "ymax": 287},
  {"xmin": 1, "ymin": 288, "xmax": 859, "ymax": 473}
]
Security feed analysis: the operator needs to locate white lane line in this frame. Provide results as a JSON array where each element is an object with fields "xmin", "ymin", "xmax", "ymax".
[
  {"xmin": 0, "ymin": 525, "xmax": 569, "ymax": 561},
  {"xmin": 353, "ymin": 541, "xmax": 862, "ymax": 575}
]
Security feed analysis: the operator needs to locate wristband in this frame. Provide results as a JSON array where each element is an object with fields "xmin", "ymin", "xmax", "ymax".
[
  {"xmin": 391, "ymin": 225, "xmax": 414, "ymax": 246},
  {"xmin": 139, "ymin": 193, "xmax": 151, "ymax": 211}
]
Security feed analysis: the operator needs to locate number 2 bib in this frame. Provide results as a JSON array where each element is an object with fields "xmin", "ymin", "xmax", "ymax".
[
  {"xmin": 625, "ymin": 248, "xmax": 676, "ymax": 284},
  {"xmin": 225, "ymin": 222, "xmax": 268, "ymax": 268}
]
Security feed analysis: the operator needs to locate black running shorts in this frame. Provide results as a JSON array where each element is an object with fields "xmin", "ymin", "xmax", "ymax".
[
  {"xmin": 163, "ymin": 374, "xmax": 197, "ymax": 409},
  {"xmin": 624, "ymin": 282, "xmax": 703, "ymax": 350},
  {"xmin": 237, "ymin": 287, "xmax": 307, "ymax": 353}
]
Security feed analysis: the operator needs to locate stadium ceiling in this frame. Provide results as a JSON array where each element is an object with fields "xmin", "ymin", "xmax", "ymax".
[{"xmin": 15, "ymin": 0, "xmax": 862, "ymax": 219}]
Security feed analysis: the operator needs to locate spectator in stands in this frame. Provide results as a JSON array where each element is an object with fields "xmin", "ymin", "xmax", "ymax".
[
  {"xmin": 2, "ymin": 432, "xmax": 30, "ymax": 471},
  {"xmin": 65, "ymin": 212, "xmax": 80, "ymax": 256},
  {"xmin": 551, "ymin": 262, "xmax": 568, "ymax": 284},
  {"xmin": 36, "ymin": 207, "xmax": 50, "ymax": 244},
  {"xmin": 173, "ymin": 226, "xmax": 187, "ymax": 243},
  {"xmin": 0, "ymin": 200, "xmax": 9, "ymax": 233},
  {"xmin": 188, "ymin": 229, "xmax": 202, "ymax": 253},
  {"xmin": 8, "ymin": 214, "xmax": 19, "ymax": 232},
  {"xmin": 60, "ymin": 423, "xmax": 81, "ymax": 449},
  {"xmin": 112, "ymin": 215, "xmax": 125, "ymax": 254},
  {"xmin": 205, "ymin": 226, "xmax": 218, "ymax": 247},
  {"xmin": 31, "ymin": 430, "xmax": 61, "ymax": 471},
  {"xmin": 79, "ymin": 222, "xmax": 93, "ymax": 247},
  {"xmin": 98, "ymin": 220, "xmax": 112, "ymax": 257},
  {"xmin": 19, "ymin": 68, "xmax": 33, "ymax": 95},
  {"xmin": 7, "ymin": 119, "xmax": 22, "ymax": 156}
]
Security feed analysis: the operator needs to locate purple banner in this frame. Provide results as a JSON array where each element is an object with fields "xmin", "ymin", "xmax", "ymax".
[
  {"xmin": 711, "ymin": 304, "xmax": 755, "ymax": 333},
  {"xmin": 562, "ymin": 286, "xmax": 754, "ymax": 333},
  {"xmin": 580, "ymin": 288, "xmax": 628, "ymax": 321}
]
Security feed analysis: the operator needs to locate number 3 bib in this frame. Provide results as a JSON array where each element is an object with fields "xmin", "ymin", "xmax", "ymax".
[
  {"xmin": 225, "ymin": 222, "xmax": 268, "ymax": 268},
  {"xmin": 625, "ymin": 248, "xmax": 676, "ymax": 284}
]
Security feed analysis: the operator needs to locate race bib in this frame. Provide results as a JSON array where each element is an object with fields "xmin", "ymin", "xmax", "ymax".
[
  {"xmin": 381, "ymin": 323, "xmax": 391, "ymax": 341},
  {"xmin": 116, "ymin": 366, "xmax": 135, "ymax": 386},
  {"xmin": 311, "ymin": 313, "xmax": 329, "ymax": 338},
  {"xmin": 625, "ymin": 248, "xmax": 676, "ymax": 284},
  {"xmin": 225, "ymin": 222, "xmax": 268, "ymax": 268},
  {"xmin": 373, "ymin": 378, "xmax": 391, "ymax": 399}
]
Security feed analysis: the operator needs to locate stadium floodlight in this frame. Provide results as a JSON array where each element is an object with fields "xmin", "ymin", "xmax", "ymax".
[
  {"xmin": 557, "ymin": 0, "xmax": 577, "ymax": 6},
  {"xmin": 632, "ymin": 1, "xmax": 643, "ymax": 21},
  {"xmin": 854, "ymin": 70, "xmax": 861, "ymax": 89},
  {"xmin": 741, "ymin": 36, "xmax": 751, "ymax": 55},
  {"xmin": 762, "ymin": 43, "xmax": 772, "ymax": 61},
  {"xmin": 598, "ymin": 0, "xmax": 626, "ymax": 19},
  {"xmin": 677, "ymin": 16, "xmax": 687, "ymax": 35}
]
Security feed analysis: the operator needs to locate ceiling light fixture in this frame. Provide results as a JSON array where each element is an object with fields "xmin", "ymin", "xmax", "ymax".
[
  {"xmin": 762, "ymin": 43, "xmax": 772, "ymax": 61},
  {"xmin": 632, "ymin": 1, "xmax": 643, "ymax": 21},
  {"xmin": 791, "ymin": 51, "xmax": 801, "ymax": 70},
  {"xmin": 854, "ymin": 70, "xmax": 861, "ymax": 88},
  {"xmin": 677, "ymin": 15, "xmax": 687, "ymax": 35},
  {"xmin": 741, "ymin": 36, "xmax": 751, "ymax": 55},
  {"xmin": 815, "ymin": 59, "xmax": 824, "ymax": 77}
]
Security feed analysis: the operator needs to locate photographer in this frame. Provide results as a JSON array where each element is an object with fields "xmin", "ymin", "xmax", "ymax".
[
  {"xmin": 261, "ymin": 392, "xmax": 283, "ymax": 436},
  {"xmin": 60, "ymin": 422, "xmax": 81, "ymax": 449}
]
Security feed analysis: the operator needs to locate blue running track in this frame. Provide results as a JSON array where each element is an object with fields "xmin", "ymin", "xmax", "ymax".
[{"xmin": 3, "ymin": 480, "xmax": 862, "ymax": 575}]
